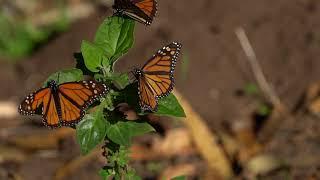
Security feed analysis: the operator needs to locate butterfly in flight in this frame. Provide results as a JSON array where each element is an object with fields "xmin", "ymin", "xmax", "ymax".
[
  {"xmin": 133, "ymin": 42, "xmax": 182, "ymax": 112},
  {"xmin": 113, "ymin": 0, "xmax": 157, "ymax": 25},
  {"xmin": 18, "ymin": 80, "xmax": 108, "ymax": 128}
]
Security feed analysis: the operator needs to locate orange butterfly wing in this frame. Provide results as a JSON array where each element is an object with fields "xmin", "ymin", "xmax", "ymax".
[
  {"xmin": 19, "ymin": 80, "xmax": 108, "ymax": 128},
  {"xmin": 58, "ymin": 81, "xmax": 109, "ymax": 126},
  {"xmin": 18, "ymin": 88, "xmax": 60, "ymax": 127},
  {"xmin": 19, "ymin": 88, "xmax": 50, "ymax": 115},
  {"xmin": 137, "ymin": 42, "xmax": 182, "ymax": 111},
  {"xmin": 138, "ymin": 75, "xmax": 158, "ymax": 110},
  {"xmin": 44, "ymin": 94, "xmax": 60, "ymax": 127},
  {"xmin": 133, "ymin": 0, "xmax": 157, "ymax": 18},
  {"xmin": 113, "ymin": 0, "xmax": 157, "ymax": 25}
]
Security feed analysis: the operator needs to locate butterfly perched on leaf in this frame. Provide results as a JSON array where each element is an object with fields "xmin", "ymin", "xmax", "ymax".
[
  {"xmin": 133, "ymin": 42, "xmax": 182, "ymax": 112},
  {"xmin": 113, "ymin": 0, "xmax": 157, "ymax": 25},
  {"xmin": 18, "ymin": 80, "xmax": 109, "ymax": 128}
]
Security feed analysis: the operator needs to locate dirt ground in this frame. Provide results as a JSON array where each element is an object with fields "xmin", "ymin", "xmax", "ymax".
[{"xmin": 0, "ymin": 0, "xmax": 319, "ymax": 179}]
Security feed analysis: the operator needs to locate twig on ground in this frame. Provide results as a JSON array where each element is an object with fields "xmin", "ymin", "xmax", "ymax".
[
  {"xmin": 235, "ymin": 28, "xmax": 284, "ymax": 110},
  {"xmin": 235, "ymin": 27, "xmax": 292, "ymax": 143}
]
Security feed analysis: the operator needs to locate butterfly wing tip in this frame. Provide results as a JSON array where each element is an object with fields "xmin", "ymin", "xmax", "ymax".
[{"xmin": 172, "ymin": 42, "xmax": 182, "ymax": 47}]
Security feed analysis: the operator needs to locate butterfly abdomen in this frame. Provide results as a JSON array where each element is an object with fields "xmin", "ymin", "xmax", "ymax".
[{"xmin": 47, "ymin": 80, "xmax": 63, "ymax": 121}]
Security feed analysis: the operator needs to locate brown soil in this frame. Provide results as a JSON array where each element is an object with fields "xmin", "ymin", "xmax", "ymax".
[{"xmin": 0, "ymin": 0, "xmax": 319, "ymax": 179}]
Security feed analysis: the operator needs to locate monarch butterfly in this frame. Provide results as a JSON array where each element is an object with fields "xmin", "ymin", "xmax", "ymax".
[
  {"xmin": 113, "ymin": 0, "xmax": 157, "ymax": 25},
  {"xmin": 133, "ymin": 42, "xmax": 182, "ymax": 111},
  {"xmin": 18, "ymin": 80, "xmax": 108, "ymax": 128}
]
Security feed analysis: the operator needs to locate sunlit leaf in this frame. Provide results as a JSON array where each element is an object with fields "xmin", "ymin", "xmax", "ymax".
[
  {"xmin": 99, "ymin": 169, "xmax": 114, "ymax": 180},
  {"xmin": 76, "ymin": 106, "xmax": 110, "ymax": 154},
  {"xmin": 94, "ymin": 16, "xmax": 135, "ymax": 65},
  {"xmin": 81, "ymin": 40, "xmax": 107, "ymax": 72},
  {"xmin": 107, "ymin": 121, "xmax": 154, "ymax": 146},
  {"xmin": 74, "ymin": 52, "xmax": 95, "ymax": 76},
  {"xmin": 112, "ymin": 73, "xmax": 130, "ymax": 90},
  {"xmin": 156, "ymin": 94, "xmax": 186, "ymax": 118}
]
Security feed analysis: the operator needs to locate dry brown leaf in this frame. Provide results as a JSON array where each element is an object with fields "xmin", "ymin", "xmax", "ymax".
[
  {"xmin": 232, "ymin": 120, "xmax": 263, "ymax": 163},
  {"xmin": 306, "ymin": 83, "xmax": 320, "ymax": 101},
  {"xmin": 130, "ymin": 144, "xmax": 160, "ymax": 161},
  {"xmin": 218, "ymin": 132, "xmax": 239, "ymax": 159},
  {"xmin": 0, "ymin": 101, "xmax": 18, "ymax": 119},
  {"xmin": 8, "ymin": 128, "xmax": 74, "ymax": 151},
  {"xmin": 154, "ymin": 128, "xmax": 194, "ymax": 157},
  {"xmin": 245, "ymin": 154, "xmax": 283, "ymax": 176},
  {"xmin": 130, "ymin": 128, "xmax": 195, "ymax": 161},
  {"xmin": 0, "ymin": 146, "xmax": 27, "ymax": 163},
  {"xmin": 159, "ymin": 164, "xmax": 197, "ymax": 180},
  {"xmin": 306, "ymin": 83, "xmax": 320, "ymax": 115},
  {"xmin": 0, "ymin": 169, "xmax": 22, "ymax": 180},
  {"xmin": 309, "ymin": 98, "xmax": 320, "ymax": 115},
  {"xmin": 174, "ymin": 90, "xmax": 233, "ymax": 179},
  {"xmin": 54, "ymin": 149, "xmax": 100, "ymax": 180}
]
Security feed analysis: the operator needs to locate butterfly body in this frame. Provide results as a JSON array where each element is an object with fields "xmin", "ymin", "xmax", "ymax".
[
  {"xmin": 47, "ymin": 81, "xmax": 62, "ymax": 120},
  {"xmin": 113, "ymin": 0, "xmax": 157, "ymax": 25},
  {"xmin": 19, "ymin": 80, "xmax": 108, "ymax": 128},
  {"xmin": 134, "ymin": 42, "xmax": 182, "ymax": 112}
]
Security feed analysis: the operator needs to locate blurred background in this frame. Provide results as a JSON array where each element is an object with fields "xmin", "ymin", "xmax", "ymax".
[{"xmin": 0, "ymin": 0, "xmax": 319, "ymax": 179}]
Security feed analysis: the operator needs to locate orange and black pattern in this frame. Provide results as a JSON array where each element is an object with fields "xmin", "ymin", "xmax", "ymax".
[
  {"xmin": 113, "ymin": 0, "xmax": 157, "ymax": 25},
  {"xmin": 134, "ymin": 42, "xmax": 182, "ymax": 111},
  {"xmin": 133, "ymin": 0, "xmax": 157, "ymax": 18},
  {"xmin": 18, "ymin": 80, "xmax": 108, "ymax": 128}
]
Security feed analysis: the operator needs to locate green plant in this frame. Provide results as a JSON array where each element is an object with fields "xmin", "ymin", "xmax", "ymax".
[
  {"xmin": 244, "ymin": 83, "xmax": 259, "ymax": 96},
  {"xmin": 0, "ymin": 5, "xmax": 69, "ymax": 60},
  {"xmin": 242, "ymin": 83, "xmax": 272, "ymax": 117},
  {"xmin": 43, "ymin": 16, "xmax": 185, "ymax": 179}
]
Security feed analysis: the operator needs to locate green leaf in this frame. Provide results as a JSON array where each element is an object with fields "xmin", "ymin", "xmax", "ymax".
[
  {"xmin": 99, "ymin": 169, "xmax": 114, "ymax": 180},
  {"xmin": 257, "ymin": 104, "xmax": 272, "ymax": 116},
  {"xmin": 94, "ymin": 16, "xmax": 135, "ymax": 65},
  {"xmin": 43, "ymin": 68, "xmax": 83, "ymax": 86},
  {"xmin": 76, "ymin": 106, "xmax": 110, "ymax": 155},
  {"xmin": 74, "ymin": 52, "xmax": 95, "ymax": 76},
  {"xmin": 244, "ymin": 83, "xmax": 259, "ymax": 95},
  {"xmin": 171, "ymin": 176, "xmax": 187, "ymax": 180},
  {"xmin": 109, "ymin": 146, "xmax": 130, "ymax": 167},
  {"xmin": 112, "ymin": 73, "xmax": 130, "ymax": 90},
  {"xmin": 107, "ymin": 121, "xmax": 155, "ymax": 146},
  {"xmin": 126, "ymin": 168, "xmax": 141, "ymax": 180},
  {"xmin": 0, "ymin": 10, "xmax": 70, "ymax": 60},
  {"xmin": 100, "ymin": 94, "xmax": 116, "ymax": 111},
  {"xmin": 156, "ymin": 94, "xmax": 186, "ymax": 117},
  {"xmin": 81, "ymin": 40, "xmax": 107, "ymax": 72},
  {"xmin": 116, "ymin": 84, "xmax": 186, "ymax": 118}
]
